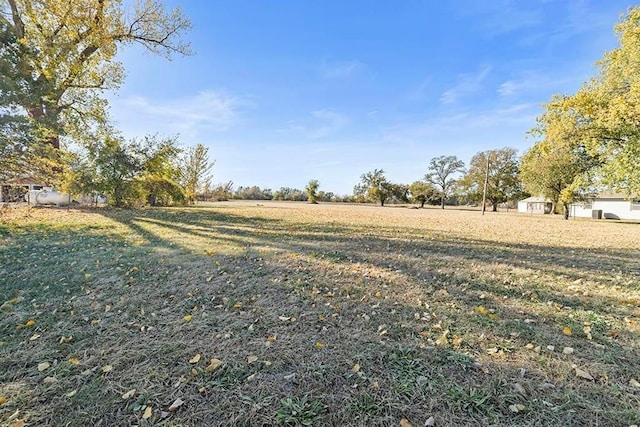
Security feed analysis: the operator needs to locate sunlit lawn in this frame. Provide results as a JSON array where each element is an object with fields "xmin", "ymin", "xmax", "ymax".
[{"xmin": 1, "ymin": 201, "xmax": 639, "ymax": 426}]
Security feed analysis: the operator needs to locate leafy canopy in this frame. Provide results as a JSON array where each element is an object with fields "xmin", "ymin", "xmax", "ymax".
[{"xmin": 424, "ymin": 155, "xmax": 465, "ymax": 209}]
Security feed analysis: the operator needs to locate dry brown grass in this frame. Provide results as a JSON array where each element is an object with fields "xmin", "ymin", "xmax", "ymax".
[{"xmin": 1, "ymin": 201, "xmax": 639, "ymax": 426}]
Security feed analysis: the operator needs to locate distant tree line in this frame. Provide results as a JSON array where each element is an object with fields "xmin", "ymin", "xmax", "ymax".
[{"xmin": 350, "ymin": 148, "xmax": 527, "ymax": 210}]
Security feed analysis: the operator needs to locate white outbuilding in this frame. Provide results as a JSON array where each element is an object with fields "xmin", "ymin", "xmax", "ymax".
[{"xmin": 518, "ymin": 193, "xmax": 640, "ymax": 220}]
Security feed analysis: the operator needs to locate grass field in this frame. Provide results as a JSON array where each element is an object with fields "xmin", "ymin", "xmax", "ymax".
[{"xmin": 1, "ymin": 202, "xmax": 639, "ymax": 426}]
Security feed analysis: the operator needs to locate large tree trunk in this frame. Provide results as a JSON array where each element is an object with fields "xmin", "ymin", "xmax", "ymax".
[
  {"xmin": 441, "ymin": 196, "xmax": 445, "ymax": 209},
  {"xmin": 492, "ymin": 201, "xmax": 498, "ymax": 212},
  {"xmin": 420, "ymin": 200, "xmax": 426, "ymax": 208}
]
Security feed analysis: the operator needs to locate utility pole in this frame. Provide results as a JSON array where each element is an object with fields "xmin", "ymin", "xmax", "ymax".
[{"xmin": 481, "ymin": 154, "xmax": 490, "ymax": 215}]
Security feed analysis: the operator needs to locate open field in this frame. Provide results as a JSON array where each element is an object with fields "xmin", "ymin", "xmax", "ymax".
[{"xmin": 1, "ymin": 202, "xmax": 639, "ymax": 426}]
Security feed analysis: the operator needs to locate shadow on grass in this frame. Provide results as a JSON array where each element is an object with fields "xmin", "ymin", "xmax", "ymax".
[{"xmin": 1, "ymin": 206, "xmax": 639, "ymax": 426}]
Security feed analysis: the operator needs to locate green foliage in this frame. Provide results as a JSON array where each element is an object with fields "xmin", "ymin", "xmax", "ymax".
[
  {"xmin": 64, "ymin": 132, "xmax": 185, "ymax": 207},
  {"xmin": 409, "ymin": 181, "xmax": 438, "ymax": 208},
  {"xmin": 425, "ymin": 155, "xmax": 465, "ymax": 209},
  {"xmin": 355, "ymin": 168, "xmax": 391, "ymax": 206},
  {"xmin": 180, "ymin": 143, "xmax": 214, "ymax": 204},
  {"xmin": 276, "ymin": 397, "xmax": 324, "ymax": 426},
  {"xmin": 459, "ymin": 147, "xmax": 524, "ymax": 211},
  {"xmin": 305, "ymin": 179, "xmax": 320, "ymax": 204},
  {"xmin": 523, "ymin": 96, "xmax": 601, "ymax": 217},
  {"xmin": 273, "ymin": 187, "xmax": 307, "ymax": 201},
  {"xmin": 0, "ymin": 0, "xmax": 191, "ymax": 147},
  {"xmin": 528, "ymin": 7, "xmax": 640, "ymax": 203},
  {"xmin": 233, "ymin": 186, "xmax": 273, "ymax": 200}
]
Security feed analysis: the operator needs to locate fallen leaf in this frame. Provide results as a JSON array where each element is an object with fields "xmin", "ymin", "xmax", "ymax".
[
  {"xmin": 11, "ymin": 420, "xmax": 25, "ymax": 427},
  {"xmin": 168, "ymin": 398, "xmax": 184, "ymax": 411},
  {"xmin": 121, "ymin": 389, "xmax": 136, "ymax": 400},
  {"xmin": 425, "ymin": 416, "xmax": 436, "ymax": 426},
  {"xmin": 266, "ymin": 335, "xmax": 277, "ymax": 342},
  {"xmin": 508, "ymin": 403, "xmax": 526, "ymax": 413},
  {"xmin": 183, "ymin": 314, "xmax": 193, "ymax": 322},
  {"xmin": 399, "ymin": 418, "xmax": 412, "ymax": 427},
  {"xmin": 142, "ymin": 406, "xmax": 152, "ymax": 419},
  {"xmin": 189, "ymin": 354, "xmax": 201, "ymax": 364},
  {"xmin": 59, "ymin": 336, "xmax": 73, "ymax": 343},
  {"xmin": 629, "ymin": 378, "xmax": 640, "ymax": 388},
  {"xmin": 37, "ymin": 362, "xmax": 50, "ymax": 372},
  {"xmin": 29, "ymin": 334, "xmax": 40, "ymax": 341},
  {"xmin": 205, "ymin": 358, "xmax": 222, "ymax": 372},
  {"xmin": 101, "ymin": 365, "xmax": 113, "ymax": 373},
  {"xmin": 25, "ymin": 320, "xmax": 35, "ymax": 327},
  {"xmin": 374, "ymin": 291, "xmax": 382, "ymax": 298},
  {"xmin": 315, "ymin": 341, "xmax": 324, "ymax": 349},
  {"xmin": 233, "ymin": 302, "xmax": 243, "ymax": 309},
  {"xmin": 435, "ymin": 330, "xmax": 449, "ymax": 346},
  {"xmin": 563, "ymin": 326, "xmax": 572, "ymax": 336},
  {"xmin": 0, "ymin": 396, "xmax": 6, "ymax": 405},
  {"xmin": 352, "ymin": 363, "xmax": 361, "ymax": 373},
  {"xmin": 278, "ymin": 316, "xmax": 291, "ymax": 321},
  {"xmin": 575, "ymin": 367, "xmax": 594, "ymax": 381},
  {"xmin": 247, "ymin": 355, "xmax": 258, "ymax": 364},
  {"xmin": 474, "ymin": 306, "xmax": 488, "ymax": 315},
  {"xmin": 68, "ymin": 357, "xmax": 80, "ymax": 365},
  {"xmin": 43, "ymin": 376, "xmax": 57, "ymax": 384},
  {"xmin": 563, "ymin": 347, "xmax": 574, "ymax": 355},
  {"xmin": 65, "ymin": 389, "xmax": 77, "ymax": 398}
]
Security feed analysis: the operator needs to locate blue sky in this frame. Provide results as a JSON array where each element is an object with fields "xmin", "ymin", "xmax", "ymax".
[{"xmin": 108, "ymin": 0, "xmax": 633, "ymax": 195}]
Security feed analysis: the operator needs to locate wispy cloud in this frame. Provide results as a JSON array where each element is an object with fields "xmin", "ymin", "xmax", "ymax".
[
  {"xmin": 117, "ymin": 91, "xmax": 248, "ymax": 133},
  {"xmin": 497, "ymin": 67, "xmax": 589, "ymax": 98},
  {"xmin": 320, "ymin": 58, "xmax": 366, "ymax": 79},
  {"xmin": 282, "ymin": 109, "xmax": 350, "ymax": 139},
  {"xmin": 440, "ymin": 65, "xmax": 492, "ymax": 104},
  {"xmin": 450, "ymin": 0, "xmax": 543, "ymax": 37},
  {"xmin": 382, "ymin": 103, "xmax": 539, "ymax": 147}
]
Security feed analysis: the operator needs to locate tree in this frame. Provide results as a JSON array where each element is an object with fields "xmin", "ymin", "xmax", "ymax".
[
  {"xmin": 181, "ymin": 143, "xmax": 214, "ymax": 204},
  {"xmin": 355, "ymin": 169, "xmax": 391, "ymax": 206},
  {"xmin": 409, "ymin": 181, "xmax": 438, "ymax": 208},
  {"xmin": 208, "ymin": 181, "xmax": 233, "ymax": 201},
  {"xmin": 528, "ymin": 7, "xmax": 640, "ymax": 200},
  {"xmin": 425, "ymin": 155, "xmax": 465, "ymax": 209},
  {"xmin": 305, "ymin": 179, "xmax": 320, "ymax": 204},
  {"xmin": 458, "ymin": 148, "xmax": 524, "ymax": 212},
  {"xmin": 520, "ymin": 137, "xmax": 598, "ymax": 220},
  {"xmin": 0, "ymin": 0, "xmax": 191, "ymax": 148},
  {"xmin": 139, "ymin": 135, "xmax": 184, "ymax": 206},
  {"xmin": 65, "ymin": 131, "xmax": 185, "ymax": 207},
  {"xmin": 233, "ymin": 186, "xmax": 272, "ymax": 200},
  {"xmin": 388, "ymin": 183, "xmax": 409, "ymax": 204}
]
